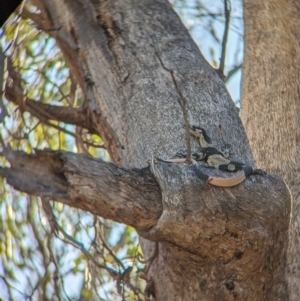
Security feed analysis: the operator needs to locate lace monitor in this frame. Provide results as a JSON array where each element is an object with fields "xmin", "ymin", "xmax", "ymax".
[{"xmin": 156, "ymin": 126, "xmax": 265, "ymax": 187}]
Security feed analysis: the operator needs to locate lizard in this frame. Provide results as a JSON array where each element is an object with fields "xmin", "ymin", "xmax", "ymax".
[{"xmin": 156, "ymin": 126, "xmax": 265, "ymax": 187}]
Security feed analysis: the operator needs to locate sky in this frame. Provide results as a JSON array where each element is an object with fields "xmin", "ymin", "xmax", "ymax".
[{"xmin": 172, "ymin": 0, "xmax": 243, "ymax": 104}]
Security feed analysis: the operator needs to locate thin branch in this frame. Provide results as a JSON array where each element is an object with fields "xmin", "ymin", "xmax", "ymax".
[
  {"xmin": 55, "ymin": 226, "xmax": 140, "ymax": 299},
  {"xmin": 0, "ymin": 47, "xmax": 9, "ymax": 122},
  {"xmin": 195, "ymin": 13, "xmax": 240, "ymax": 19},
  {"xmin": 42, "ymin": 204, "xmax": 114, "ymax": 288},
  {"xmin": 41, "ymin": 202, "xmax": 69, "ymax": 300},
  {"xmin": 225, "ymin": 63, "xmax": 242, "ymax": 83},
  {"xmin": 4, "ymin": 56, "xmax": 95, "ymax": 128},
  {"xmin": 4, "ymin": 58, "xmax": 106, "ymax": 147},
  {"xmin": 218, "ymin": 0, "xmax": 231, "ymax": 78},
  {"xmin": 56, "ymin": 220, "xmax": 118, "ymax": 278},
  {"xmin": 0, "ymin": 275, "xmax": 13, "ymax": 301},
  {"xmin": 5, "ymin": 81, "xmax": 91, "ymax": 131},
  {"xmin": 152, "ymin": 40, "xmax": 192, "ymax": 161},
  {"xmin": 94, "ymin": 217, "xmax": 126, "ymax": 270},
  {"xmin": 145, "ymin": 242, "xmax": 158, "ymax": 274}
]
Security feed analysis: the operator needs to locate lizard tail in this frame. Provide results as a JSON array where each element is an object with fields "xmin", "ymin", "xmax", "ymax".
[
  {"xmin": 208, "ymin": 172, "xmax": 246, "ymax": 187},
  {"xmin": 194, "ymin": 164, "xmax": 253, "ymax": 187}
]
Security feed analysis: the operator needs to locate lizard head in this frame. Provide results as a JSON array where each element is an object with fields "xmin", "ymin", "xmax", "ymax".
[
  {"xmin": 190, "ymin": 125, "xmax": 203, "ymax": 136},
  {"xmin": 190, "ymin": 126, "xmax": 212, "ymax": 144}
]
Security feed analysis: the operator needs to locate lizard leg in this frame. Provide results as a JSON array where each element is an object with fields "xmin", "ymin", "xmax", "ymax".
[
  {"xmin": 191, "ymin": 160, "xmax": 210, "ymax": 181},
  {"xmin": 253, "ymin": 168, "xmax": 266, "ymax": 175}
]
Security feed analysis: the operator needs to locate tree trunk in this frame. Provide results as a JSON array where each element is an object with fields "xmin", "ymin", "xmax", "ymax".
[
  {"xmin": 2, "ymin": 0, "xmax": 291, "ymax": 300},
  {"xmin": 242, "ymin": 2, "xmax": 300, "ymax": 299}
]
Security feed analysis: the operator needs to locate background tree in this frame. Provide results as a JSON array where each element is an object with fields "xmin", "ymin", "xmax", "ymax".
[
  {"xmin": 0, "ymin": 0, "xmax": 292, "ymax": 300},
  {"xmin": 242, "ymin": 1, "xmax": 300, "ymax": 300}
]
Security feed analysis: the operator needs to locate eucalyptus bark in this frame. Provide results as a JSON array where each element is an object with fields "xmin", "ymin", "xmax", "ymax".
[
  {"xmin": 242, "ymin": 2, "xmax": 300, "ymax": 299},
  {"xmin": 2, "ymin": 0, "xmax": 291, "ymax": 300}
]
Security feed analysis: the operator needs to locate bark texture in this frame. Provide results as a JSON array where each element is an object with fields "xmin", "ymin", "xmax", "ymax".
[
  {"xmin": 242, "ymin": 2, "xmax": 300, "ymax": 299},
  {"xmin": 2, "ymin": 0, "xmax": 292, "ymax": 300}
]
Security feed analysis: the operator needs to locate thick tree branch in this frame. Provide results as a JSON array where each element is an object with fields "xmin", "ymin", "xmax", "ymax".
[
  {"xmin": 0, "ymin": 148, "xmax": 162, "ymax": 229},
  {"xmin": 5, "ymin": 59, "xmax": 94, "ymax": 132}
]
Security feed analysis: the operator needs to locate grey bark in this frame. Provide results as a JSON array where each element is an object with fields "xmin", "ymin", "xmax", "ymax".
[
  {"xmin": 242, "ymin": 1, "xmax": 300, "ymax": 300},
  {"xmin": 1, "ymin": 0, "xmax": 291, "ymax": 300}
]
